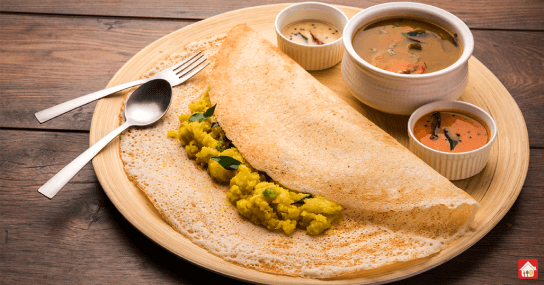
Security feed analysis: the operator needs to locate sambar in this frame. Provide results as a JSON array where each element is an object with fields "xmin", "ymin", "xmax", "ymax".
[{"xmin": 352, "ymin": 18, "xmax": 462, "ymax": 74}]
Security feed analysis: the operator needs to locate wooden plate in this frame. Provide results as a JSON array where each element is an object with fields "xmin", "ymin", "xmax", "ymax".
[{"xmin": 90, "ymin": 4, "xmax": 529, "ymax": 284}]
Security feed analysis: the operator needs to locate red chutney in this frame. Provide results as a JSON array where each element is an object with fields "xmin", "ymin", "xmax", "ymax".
[{"xmin": 413, "ymin": 111, "xmax": 489, "ymax": 153}]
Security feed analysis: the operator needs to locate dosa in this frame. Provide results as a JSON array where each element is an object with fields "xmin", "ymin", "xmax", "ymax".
[{"xmin": 119, "ymin": 24, "xmax": 479, "ymax": 278}]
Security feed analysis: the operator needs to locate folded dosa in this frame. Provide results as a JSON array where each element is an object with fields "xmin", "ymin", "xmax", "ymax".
[
  {"xmin": 120, "ymin": 24, "xmax": 479, "ymax": 278},
  {"xmin": 211, "ymin": 24, "xmax": 478, "ymax": 214}
]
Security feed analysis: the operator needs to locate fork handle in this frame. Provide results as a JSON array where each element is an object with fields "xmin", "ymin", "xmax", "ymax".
[
  {"xmin": 35, "ymin": 78, "xmax": 149, "ymax": 123},
  {"xmin": 38, "ymin": 121, "xmax": 132, "ymax": 199}
]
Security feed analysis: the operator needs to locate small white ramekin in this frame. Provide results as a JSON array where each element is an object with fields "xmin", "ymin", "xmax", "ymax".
[
  {"xmin": 275, "ymin": 2, "xmax": 348, "ymax": 70},
  {"xmin": 408, "ymin": 100, "xmax": 497, "ymax": 180},
  {"xmin": 341, "ymin": 2, "xmax": 474, "ymax": 115}
]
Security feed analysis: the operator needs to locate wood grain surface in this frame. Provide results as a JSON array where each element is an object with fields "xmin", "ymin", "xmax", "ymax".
[
  {"xmin": 1, "ymin": 0, "xmax": 543, "ymax": 30},
  {"xmin": 1, "ymin": 1, "xmax": 543, "ymax": 284},
  {"xmin": 0, "ymin": 14, "xmax": 194, "ymax": 131}
]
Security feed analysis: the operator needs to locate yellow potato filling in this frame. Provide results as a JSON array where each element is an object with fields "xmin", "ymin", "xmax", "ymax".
[{"xmin": 168, "ymin": 88, "xmax": 343, "ymax": 235}]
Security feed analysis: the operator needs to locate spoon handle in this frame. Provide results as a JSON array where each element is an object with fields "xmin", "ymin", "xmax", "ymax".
[
  {"xmin": 35, "ymin": 78, "xmax": 148, "ymax": 123},
  {"xmin": 38, "ymin": 121, "xmax": 131, "ymax": 199}
]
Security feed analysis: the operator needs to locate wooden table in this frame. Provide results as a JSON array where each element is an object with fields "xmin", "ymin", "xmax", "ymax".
[{"xmin": 1, "ymin": 1, "xmax": 542, "ymax": 284}]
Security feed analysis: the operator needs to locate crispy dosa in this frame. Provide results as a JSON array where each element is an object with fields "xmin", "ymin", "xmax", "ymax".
[
  {"xmin": 119, "ymin": 24, "xmax": 479, "ymax": 278},
  {"xmin": 210, "ymin": 25, "xmax": 478, "ymax": 214}
]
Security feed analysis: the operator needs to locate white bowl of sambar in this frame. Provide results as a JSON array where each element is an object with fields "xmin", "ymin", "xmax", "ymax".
[{"xmin": 341, "ymin": 2, "xmax": 474, "ymax": 115}]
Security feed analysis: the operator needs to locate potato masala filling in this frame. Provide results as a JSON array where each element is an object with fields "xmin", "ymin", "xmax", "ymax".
[{"xmin": 168, "ymin": 88, "xmax": 343, "ymax": 235}]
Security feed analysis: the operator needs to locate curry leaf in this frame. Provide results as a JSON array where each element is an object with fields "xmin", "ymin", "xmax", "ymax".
[
  {"xmin": 406, "ymin": 30, "xmax": 428, "ymax": 37},
  {"xmin": 189, "ymin": 104, "xmax": 217, "ymax": 122},
  {"xmin": 452, "ymin": 33, "xmax": 459, "ymax": 47},
  {"xmin": 430, "ymin": 112, "xmax": 441, "ymax": 140},
  {"xmin": 210, "ymin": 156, "xmax": 242, "ymax": 170},
  {"xmin": 402, "ymin": 30, "xmax": 428, "ymax": 42},
  {"xmin": 402, "ymin": 35, "xmax": 421, "ymax": 42},
  {"xmin": 297, "ymin": 32, "xmax": 308, "ymax": 43},
  {"xmin": 444, "ymin": 128, "xmax": 461, "ymax": 151}
]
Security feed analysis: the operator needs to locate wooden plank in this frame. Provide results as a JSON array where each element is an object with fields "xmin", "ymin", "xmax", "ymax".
[
  {"xmin": 0, "ymin": 133, "xmax": 232, "ymax": 284},
  {"xmin": 0, "ymin": 14, "xmax": 193, "ymax": 131},
  {"xmin": 0, "ymin": 129, "xmax": 542, "ymax": 283},
  {"xmin": 1, "ymin": 14, "xmax": 542, "ymax": 146},
  {"xmin": 472, "ymin": 30, "xmax": 544, "ymax": 147},
  {"xmin": 1, "ymin": 0, "xmax": 543, "ymax": 30}
]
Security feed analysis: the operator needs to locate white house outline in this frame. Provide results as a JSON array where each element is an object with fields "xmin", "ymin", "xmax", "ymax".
[{"xmin": 520, "ymin": 261, "xmax": 537, "ymax": 278}]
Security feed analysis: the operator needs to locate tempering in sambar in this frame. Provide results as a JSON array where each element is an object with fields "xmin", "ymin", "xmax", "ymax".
[{"xmin": 352, "ymin": 18, "xmax": 462, "ymax": 74}]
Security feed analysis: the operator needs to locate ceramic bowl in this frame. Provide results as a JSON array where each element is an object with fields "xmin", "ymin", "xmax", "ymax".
[
  {"xmin": 275, "ymin": 2, "xmax": 348, "ymax": 70},
  {"xmin": 408, "ymin": 100, "xmax": 497, "ymax": 180},
  {"xmin": 341, "ymin": 2, "xmax": 474, "ymax": 115}
]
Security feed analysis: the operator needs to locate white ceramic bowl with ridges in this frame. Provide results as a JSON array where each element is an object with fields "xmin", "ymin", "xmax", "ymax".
[
  {"xmin": 408, "ymin": 100, "xmax": 497, "ymax": 180},
  {"xmin": 341, "ymin": 2, "xmax": 474, "ymax": 115},
  {"xmin": 275, "ymin": 2, "xmax": 348, "ymax": 70}
]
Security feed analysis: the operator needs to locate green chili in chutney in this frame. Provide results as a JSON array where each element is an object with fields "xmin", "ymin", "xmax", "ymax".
[{"xmin": 352, "ymin": 18, "xmax": 462, "ymax": 74}]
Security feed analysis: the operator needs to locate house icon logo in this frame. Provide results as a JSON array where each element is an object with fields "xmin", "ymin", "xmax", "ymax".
[{"xmin": 519, "ymin": 259, "xmax": 538, "ymax": 279}]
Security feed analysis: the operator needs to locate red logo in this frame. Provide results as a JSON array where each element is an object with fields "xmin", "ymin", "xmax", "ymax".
[{"xmin": 519, "ymin": 259, "xmax": 538, "ymax": 279}]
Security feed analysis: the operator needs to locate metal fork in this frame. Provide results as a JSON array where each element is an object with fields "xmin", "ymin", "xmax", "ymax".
[{"xmin": 34, "ymin": 52, "xmax": 209, "ymax": 123}]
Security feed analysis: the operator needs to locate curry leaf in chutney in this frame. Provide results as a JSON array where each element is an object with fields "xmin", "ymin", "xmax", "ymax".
[
  {"xmin": 297, "ymin": 32, "xmax": 308, "ymax": 43},
  {"xmin": 444, "ymin": 128, "xmax": 461, "ymax": 151},
  {"xmin": 210, "ymin": 156, "xmax": 242, "ymax": 170},
  {"xmin": 430, "ymin": 112, "xmax": 441, "ymax": 140}
]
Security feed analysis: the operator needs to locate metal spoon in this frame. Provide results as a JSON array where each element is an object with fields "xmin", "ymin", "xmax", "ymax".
[{"xmin": 38, "ymin": 79, "xmax": 172, "ymax": 199}]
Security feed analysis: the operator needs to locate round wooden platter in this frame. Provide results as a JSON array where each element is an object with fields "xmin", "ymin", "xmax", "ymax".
[{"xmin": 90, "ymin": 4, "xmax": 529, "ymax": 284}]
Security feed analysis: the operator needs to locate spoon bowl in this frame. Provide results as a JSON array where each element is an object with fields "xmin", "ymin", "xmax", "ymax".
[
  {"xmin": 38, "ymin": 79, "xmax": 172, "ymax": 199},
  {"xmin": 125, "ymin": 79, "xmax": 172, "ymax": 126}
]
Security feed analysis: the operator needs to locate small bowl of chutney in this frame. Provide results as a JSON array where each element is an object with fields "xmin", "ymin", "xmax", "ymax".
[
  {"xmin": 275, "ymin": 2, "xmax": 348, "ymax": 70},
  {"xmin": 408, "ymin": 100, "xmax": 497, "ymax": 180}
]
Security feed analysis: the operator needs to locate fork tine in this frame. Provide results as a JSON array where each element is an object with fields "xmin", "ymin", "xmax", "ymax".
[
  {"xmin": 176, "ymin": 59, "xmax": 210, "ymax": 84},
  {"xmin": 178, "ymin": 57, "xmax": 207, "ymax": 76},
  {"xmin": 174, "ymin": 54, "xmax": 205, "ymax": 75},
  {"xmin": 165, "ymin": 51, "xmax": 201, "ymax": 73}
]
